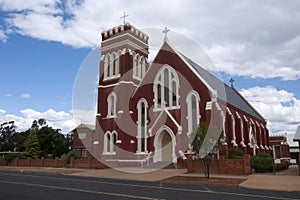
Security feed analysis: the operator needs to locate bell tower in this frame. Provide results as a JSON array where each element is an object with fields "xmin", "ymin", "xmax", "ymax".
[
  {"xmin": 99, "ymin": 23, "xmax": 149, "ymax": 84},
  {"xmin": 95, "ymin": 23, "xmax": 149, "ymax": 159}
]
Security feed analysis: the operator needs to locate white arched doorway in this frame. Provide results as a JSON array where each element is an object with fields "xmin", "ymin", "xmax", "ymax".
[{"xmin": 154, "ymin": 126, "xmax": 176, "ymax": 163}]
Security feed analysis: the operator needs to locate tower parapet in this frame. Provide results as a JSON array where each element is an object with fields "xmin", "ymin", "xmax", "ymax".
[{"xmin": 101, "ymin": 23, "xmax": 149, "ymax": 43}]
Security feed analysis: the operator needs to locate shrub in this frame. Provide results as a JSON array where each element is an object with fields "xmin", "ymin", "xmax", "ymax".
[
  {"xmin": 274, "ymin": 160, "xmax": 289, "ymax": 171},
  {"xmin": 64, "ymin": 150, "xmax": 82, "ymax": 164},
  {"xmin": 251, "ymin": 153, "xmax": 273, "ymax": 173},
  {"xmin": 4, "ymin": 153, "xmax": 26, "ymax": 163},
  {"xmin": 228, "ymin": 148, "xmax": 244, "ymax": 159}
]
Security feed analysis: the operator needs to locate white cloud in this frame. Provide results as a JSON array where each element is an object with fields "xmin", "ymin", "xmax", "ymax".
[
  {"xmin": 0, "ymin": 29, "xmax": 7, "ymax": 42},
  {"xmin": 240, "ymin": 86, "xmax": 300, "ymax": 135},
  {"xmin": 21, "ymin": 93, "xmax": 31, "ymax": 99},
  {"xmin": 1, "ymin": 0, "xmax": 300, "ymax": 79},
  {"xmin": 0, "ymin": 108, "xmax": 78, "ymax": 134},
  {"xmin": 4, "ymin": 93, "xmax": 12, "ymax": 97}
]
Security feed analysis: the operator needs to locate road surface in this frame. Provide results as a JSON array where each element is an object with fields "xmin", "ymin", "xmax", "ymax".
[{"xmin": 0, "ymin": 171, "xmax": 299, "ymax": 200}]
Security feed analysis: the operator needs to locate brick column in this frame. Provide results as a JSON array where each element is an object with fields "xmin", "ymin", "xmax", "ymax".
[
  {"xmin": 15, "ymin": 157, "xmax": 19, "ymax": 167},
  {"xmin": 70, "ymin": 157, "xmax": 74, "ymax": 168},
  {"xmin": 243, "ymin": 154, "xmax": 251, "ymax": 175},
  {"xmin": 41, "ymin": 157, "xmax": 45, "ymax": 167},
  {"xmin": 185, "ymin": 153, "xmax": 194, "ymax": 173}
]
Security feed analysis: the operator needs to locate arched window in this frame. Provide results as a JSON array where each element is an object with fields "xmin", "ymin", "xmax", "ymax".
[
  {"xmin": 112, "ymin": 52, "xmax": 120, "ymax": 76},
  {"xmin": 137, "ymin": 99, "xmax": 148, "ymax": 153},
  {"xmin": 103, "ymin": 51, "xmax": 120, "ymax": 80},
  {"xmin": 107, "ymin": 92, "xmax": 117, "ymax": 117},
  {"xmin": 104, "ymin": 54, "xmax": 111, "ymax": 79},
  {"xmin": 112, "ymin": 131, "xmax": 117, "ymax": 153},
  {"xmin": 154, "ymin": 65, "xmax": 179, "ymax": 109},
  {"xmin": 133, "ymin": 53, "xmax": 146, "ymax": 80},
  {"xmin": 105, "ymin": 132, "xmax": 111, "ymax": 153},
  {"xmin": 186, "ymin": 91, "xmax": 200, "ymax": 134},
  {"xmin": 103, "ymin": 131, "xmax": 117, "ymax": 154}
]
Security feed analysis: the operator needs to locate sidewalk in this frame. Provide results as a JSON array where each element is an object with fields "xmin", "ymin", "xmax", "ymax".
[
  {"xmin": 1, "ymin": 166, "xmax": 299, "ymax": 192},
  {"xmin": 240, "ymin": 175, "xmax": 300, "ymax": 192}
]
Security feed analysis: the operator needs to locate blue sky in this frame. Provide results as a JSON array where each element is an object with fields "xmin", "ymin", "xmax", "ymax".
[{"xmin": 0, "ymin": 0, "xmax": 299, "ymax": 135}]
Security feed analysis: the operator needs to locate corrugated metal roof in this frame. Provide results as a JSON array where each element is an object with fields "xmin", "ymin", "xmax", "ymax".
[{"xmin": 181, "ymin": 54, "xmax": 265, "ymax": 121}]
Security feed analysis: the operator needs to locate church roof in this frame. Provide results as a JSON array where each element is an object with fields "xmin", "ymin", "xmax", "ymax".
[
  {"xmin": 181, "ymin": 54, "xmax": 265, "ymax": 122},
  {"xmin": 294, "ymin": 125, "xmax": 300, "ymax": 142}
]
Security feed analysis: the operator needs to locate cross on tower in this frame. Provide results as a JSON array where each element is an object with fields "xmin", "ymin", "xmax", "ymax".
[
  {"xmin": 162, "ymin": 27, "xmax": 170, "ymax": 42},
  {"xmin": 121, "ymin": 11, "xmax": 129, "ymax": 24},
  {"xmin": 229, "ymin": 78, "xmax": 235, "ymax": 87}
]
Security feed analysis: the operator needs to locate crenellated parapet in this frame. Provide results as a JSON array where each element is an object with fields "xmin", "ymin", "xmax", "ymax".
[{"xmin": 101, "ymin": 23, "xmax": 149, "ymax": 43}]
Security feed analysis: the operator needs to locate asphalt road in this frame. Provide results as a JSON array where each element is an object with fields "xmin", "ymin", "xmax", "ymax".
[{"xmin": 0, "ymin": 171, "xmax": 299, "ymax": 200}]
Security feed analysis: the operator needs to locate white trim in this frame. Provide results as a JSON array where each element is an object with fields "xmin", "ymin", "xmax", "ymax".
[
  {"xmin": 236, "ymin": 112, "xmax": 244, "ymax": 146},
  {"xmin": 101, "ymin": 39, "xmax": 148, "ymax": 55},
  {"xmin": 153, "ymin": 125, "xmax": 177, "ymax": 163},
  {"xmin": 221, "ymin": 111, "xmax": 226, "ymax": 141},
  {"xmin": 103, "ymin": 130, "xmax": 118, "ymax": 154},
  {"xmin": 163, "ymin": 40, "xmax": 215, "ymax": 96},
  {"xmin": 153, "ymin": 64, "xmax": 180, "ymax": 109},
  {"xmin": 227, "ymin": 108, "xmax": 237, "ymax": 146},
  {"xmin": 186, "ymin": 90, "xmax": 201, "ymax": 135},
  {"xmin": 148, "ymin": 110, "xmax": 164, "ymax": 136},
  {"xmin": 164, "ymin": 109, "xmax": 182, "ymax": 135},
  {"xmin": 136, "ymin": 98, "xmax": 148, "ymax": 153},
  {"xmin": 107, "ymin": 92, "xmax": 117, "ymax": 118},
  {"xmin": 101, "ymin": 32, "xmax": 148, "ymax": 47},
  {"xmin": 99, "ymin": 81, "xmax": 138, "ymax": 88}
]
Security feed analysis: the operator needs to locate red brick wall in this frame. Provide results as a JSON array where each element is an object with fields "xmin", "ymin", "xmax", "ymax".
[{"xmin": 187, "ymin": 154, "xmax": 251, "ymax": 175}]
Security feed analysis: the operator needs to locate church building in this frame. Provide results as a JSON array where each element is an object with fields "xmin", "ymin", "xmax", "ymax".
[{"xmin": 93, "ymin": 23, "xmax": 271, "ymax": 167}]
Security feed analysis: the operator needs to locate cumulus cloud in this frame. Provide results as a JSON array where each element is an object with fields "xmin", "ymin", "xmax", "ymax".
[
  {"xmin": 4, "ymin": 93, "xmax": 12, "ymax": 97},
  {"xmin": 0, "ymin": 29, "xmax": 7, "ymax": 42},
  {"xmin": 240, "ymin": 86, "xmax": 300, "ymax": 135},
  {"xmin": 0, "ymin": 108, "xmax": 78, "ymax": 134},
  {"xmin": 0, "ymin": 0, "xmax": 299, "ymax": 80},
  {"xmin": 21, "ymin": 93, "xmax": 31, "ymax": 99}
]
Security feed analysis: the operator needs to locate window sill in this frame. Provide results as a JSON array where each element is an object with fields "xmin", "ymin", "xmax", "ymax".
[
  {"xmin": 153, "ymin": 105, "xmax": 181, "ymax": 112},
  {"xmin": 103, "ymin": 74, "xmax": 121, "ymax": 81},
  {"xmin": 135, "ymin": 152, "xmax": 149, "ymax": 155},
  {"xmin": 102, "ymin": 152, "xmax": 117, "ymax": 155}
]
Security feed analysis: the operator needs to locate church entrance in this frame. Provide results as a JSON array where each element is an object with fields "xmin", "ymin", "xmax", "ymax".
[
  {"xmin": 161, "ymin": 131, "xmax": 172, "ymax": 161},
  {"xmin": 154, "ymin": 126, "xmax": 175, "ymax": 163}
]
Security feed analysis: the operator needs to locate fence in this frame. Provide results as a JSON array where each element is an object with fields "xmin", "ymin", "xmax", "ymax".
[{"xmin": 3, "ymin": 157, "xmax": 107, "ymax": 169}]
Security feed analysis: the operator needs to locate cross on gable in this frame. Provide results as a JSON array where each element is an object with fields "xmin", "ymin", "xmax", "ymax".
[
  {"xmin": 162, "ymin": 27, "xmax": 170, "ymax": 42},
  {"xmin": 121, "ymin": 11, "xmax": 129, "ymax": 24}
]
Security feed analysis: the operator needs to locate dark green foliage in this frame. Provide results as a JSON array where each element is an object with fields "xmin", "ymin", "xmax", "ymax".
[
  {"xmin": 251, "ymin": 153, "xmax": 273, "ymax": 173},
  {"xmin": 228, "ymin": 148, "xmax": 244, "ymax": 159},
  {"xmin": 24, "ymin": 130, "xmax": 41, "ymax": 159},
  {"xmin": 274, "ymin": 160, "xmax": 290, "ymax": 171},
  {"xmin": 36, "ymin": 126, "xmax": 68, "ymax": 158},
  {"xmin": 65, "ymin": 150, "xmax": 82, "ymax": 164},
  {"xmin": 0, "ymin": 121, "xmax": 16, "ymax": 152},
  {"xmin": 4, "ymin": 153, "xmax": 26, "ymax": 163},
  {"xmin": 64, "ymin": 132, "xmax": 74, "ymax": 151},
  {"xmin": 187, "ymin": 122, "xmax": 224, "ymax": 179},
  {"xmin": 13, "ymin": 131, "xmax": 29, "ymax": 152},
  {"xmin": 188, "ymin": 122, "xmax": 224, "ymax": 159}
]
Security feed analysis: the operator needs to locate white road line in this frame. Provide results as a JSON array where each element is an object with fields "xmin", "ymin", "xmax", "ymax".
[
  {"xmin": 0, "ymin": 180, "xmax": 165, "ymax": 200},
  {"xmin": 0, "ymin": 172, "xmax": 298, "ymax": 200}
]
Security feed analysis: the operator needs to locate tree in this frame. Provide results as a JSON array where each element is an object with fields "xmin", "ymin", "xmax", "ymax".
[
  {"xmin": 64, "ymin": 132, "xmax": 74, "ymax": 151},
  {"xmin": 24, "ymin": 130, "xmax": 41, "ymax": 158},
  {"xmin": 0, "ymin": 121, "xmax": 16, "ymax": 152},
  {"xmin": 12, "ymin": 130, "xmax": 30, "ymax": 152},
  {"xmin": 187, "ymin": 122, "xmax": 223, "ymax": 179}
]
